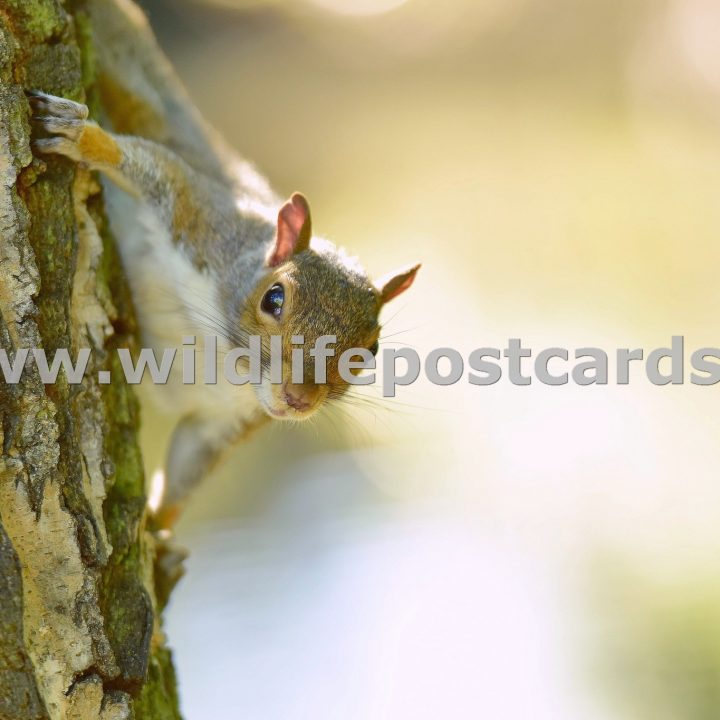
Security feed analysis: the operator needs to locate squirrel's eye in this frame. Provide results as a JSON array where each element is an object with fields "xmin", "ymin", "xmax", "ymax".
[
  {"xmin": 369, "ymin": 340, "xmax": 379, "ymax": 356},
  {"xmin": 261, "ymin": 284, "xmax": 284, "ymax": 317}
]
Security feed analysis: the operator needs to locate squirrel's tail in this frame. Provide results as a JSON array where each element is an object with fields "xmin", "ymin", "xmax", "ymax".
[
  {"xmin": 87, "ymin": 0, "xmax": 275, "ymax": 202},
  {"xmin": 87, "ymin": 0, "xmax": 228, "ymax": 181}
]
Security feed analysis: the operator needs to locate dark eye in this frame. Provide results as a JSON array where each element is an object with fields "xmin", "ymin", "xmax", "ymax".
[
  {"xmin": 261, "ymin": 283, "xmax": 284, "ymax": 317},
  {"xmin": 369, "ymin": 340, "xmax": 379, "ymax": 356}
]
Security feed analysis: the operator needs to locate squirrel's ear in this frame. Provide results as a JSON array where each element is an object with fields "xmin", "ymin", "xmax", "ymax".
[
  {"xmin": 267, "ymin": 192, "xmax": 312, "ymax": 267},
  {"xmin": 376, "ymin": 263, "xmax": 421, "ymax": 304}
]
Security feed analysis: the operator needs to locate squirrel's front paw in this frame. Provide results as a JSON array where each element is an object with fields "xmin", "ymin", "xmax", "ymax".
[{"xmin": 28, "ymin": 91, "xmax": 89, "ymax": 162}]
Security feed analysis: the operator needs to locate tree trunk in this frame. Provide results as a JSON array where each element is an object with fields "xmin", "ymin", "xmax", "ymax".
[{"xmin": 0, "ymin": 1, "xmax": 182, "ymax": 718}]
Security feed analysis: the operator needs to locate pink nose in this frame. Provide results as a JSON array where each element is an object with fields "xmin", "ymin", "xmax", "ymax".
[{"xmin": 283, "ymin": 385, "xmax": 311, "ymax": 412}]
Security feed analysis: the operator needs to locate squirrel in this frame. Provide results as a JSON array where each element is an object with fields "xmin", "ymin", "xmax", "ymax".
[{"xmin": 27, "ymin": 0, "xmax": 419, "ymax": 529}]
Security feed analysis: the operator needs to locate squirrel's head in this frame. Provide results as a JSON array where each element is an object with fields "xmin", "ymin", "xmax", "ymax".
[{"xmin": 243, "ymin": 192, "xmax": 419, "ymax": 421}]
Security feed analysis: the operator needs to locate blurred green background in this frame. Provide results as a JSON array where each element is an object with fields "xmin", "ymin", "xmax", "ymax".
[{"xmin": 133, "ymin": 0, "xmax": 720, "ymax": 717}]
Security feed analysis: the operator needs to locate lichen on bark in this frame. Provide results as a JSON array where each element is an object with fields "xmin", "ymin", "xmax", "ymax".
[{"xmin": 0, "ymin": 1, "xmax": 182, "ymax": 718}]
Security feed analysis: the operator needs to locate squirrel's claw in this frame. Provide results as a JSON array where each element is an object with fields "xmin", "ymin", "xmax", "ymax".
[
  {"xmin": 28, "ymin": 92, "xmax": 89, "ymax": 163},
  {"xmin": 27, "ymin": 90, "xmax": 88, "ymax": 120},
  {"xmin": 31, "ymin": 137, "xmax": 84, "ymax": 162},
  {"xmin": 32, "ymin": 116, "xmax": 85, "ymax": 141}
]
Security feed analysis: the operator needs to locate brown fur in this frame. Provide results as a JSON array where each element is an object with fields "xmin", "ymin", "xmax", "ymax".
[{"xmin": 77, "ymin": 124, "xmax": 122, "ymax": 166}]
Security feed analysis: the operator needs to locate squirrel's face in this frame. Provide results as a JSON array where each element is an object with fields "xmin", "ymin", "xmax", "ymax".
[
  {"xmin": 242, "ymin": 193, "xmax": 419, "ymax": 421},
  {"xmin": 245, "ymin": 250, "xmax": 383, "ymax": 420}
]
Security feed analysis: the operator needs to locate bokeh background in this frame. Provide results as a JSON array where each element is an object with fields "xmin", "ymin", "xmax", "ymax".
[{"xmin": 133, "ymin": 0, "xmax": 720, "ymax": 717}]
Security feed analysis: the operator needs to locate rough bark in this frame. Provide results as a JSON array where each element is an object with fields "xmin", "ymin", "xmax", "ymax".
[{"xmin": 0, "ymin": 1, "xmax": 181, "ymax": 718}]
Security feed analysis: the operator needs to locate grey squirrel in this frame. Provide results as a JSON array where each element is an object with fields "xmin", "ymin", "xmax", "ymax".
[{"xmin": 28, "ymin": 0, "xmax": 419, "ymax": 528}]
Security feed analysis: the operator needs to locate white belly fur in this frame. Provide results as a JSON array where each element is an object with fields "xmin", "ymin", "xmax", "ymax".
[{"xmin": 103, "ymin": 182, "xmax": 261, "ymax": 423}]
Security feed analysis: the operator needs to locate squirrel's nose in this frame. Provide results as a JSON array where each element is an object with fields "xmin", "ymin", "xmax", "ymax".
[{"xmin": 283, "ymin": 384, "xmax": 312, "ymax": 412}]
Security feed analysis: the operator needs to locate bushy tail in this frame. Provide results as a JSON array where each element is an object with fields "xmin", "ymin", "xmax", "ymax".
[{"xmin": 88, "ymin": 0, "xmax": 275, "ymax": 202}]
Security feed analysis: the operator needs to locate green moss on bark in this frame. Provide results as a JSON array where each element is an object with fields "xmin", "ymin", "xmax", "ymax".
[
  {"xmin": 2, "ymin": 0, "xmax": 68, "ymax": 44},
  {"xmin": 0, "ymin": 0, "xmax": 183, "ymax": 717}
]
